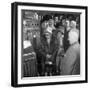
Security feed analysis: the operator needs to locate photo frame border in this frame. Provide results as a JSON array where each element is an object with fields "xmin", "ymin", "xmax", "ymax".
[{"xmin": 11, "ymin": 2, "xmax": 88, "ymax": 87}]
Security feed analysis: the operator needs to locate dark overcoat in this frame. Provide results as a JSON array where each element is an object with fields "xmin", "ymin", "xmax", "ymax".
[{"xmin": 38, "ymin": 35, "xmax": 59, "ymax": 73}]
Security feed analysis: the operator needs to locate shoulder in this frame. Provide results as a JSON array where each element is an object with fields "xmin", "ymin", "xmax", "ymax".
[{"xmin": 64, "ymin": 45, "xmax": 77, "ymax": 61}]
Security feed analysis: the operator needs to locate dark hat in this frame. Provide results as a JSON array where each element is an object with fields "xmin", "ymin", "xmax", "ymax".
[
  {"xmin": 54, "ymin": 13, "xmax": 59, "ymax": 17},
  {"xmin": 67, "ymin": 14, "xmax": 76, "ymax": 21},
  {"xmin": 41, "ymin": 15, "xmax": 52, "ymax": 23}
]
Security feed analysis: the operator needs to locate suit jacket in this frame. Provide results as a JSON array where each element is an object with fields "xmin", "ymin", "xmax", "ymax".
[
  {"xmin": 39, "ymin": 35, "xmax": 59, "ymax": 64},
  {"xmin": 60, "ymin": 42, "xmax": 80, "ymax": 75}
]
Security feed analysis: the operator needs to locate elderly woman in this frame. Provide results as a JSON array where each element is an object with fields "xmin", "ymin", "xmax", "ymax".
[{"xmin": 60, "ymin": 30, "xmax": 80, "ymax": 75}]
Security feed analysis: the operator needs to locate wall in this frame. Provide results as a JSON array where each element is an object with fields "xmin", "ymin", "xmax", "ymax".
[{"xmin": 0, "ymin": 0, "xmax": 89, "ymax": 89}]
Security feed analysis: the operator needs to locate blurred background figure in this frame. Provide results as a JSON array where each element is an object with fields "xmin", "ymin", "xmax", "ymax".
[
  {"xmin": 23, "ymin": 31, "xmax": 37, "ymax": 77},
  {"xmin": 66, "ymin": 19, "xmax": 71, "ymax": 31},
  {"xmin": 48, "ymin": 19, "xmax": 56, "ymax": 30},
  {"xmin": 54, "ymin": 14, "xmax": 59, "ymax": 25},
  {"xmin": 60, "ymin": 30, "xmax": 80, "ymax": 75},
  {"xmin": 56, "ymin": 30, "xmax": 64, "ymax": 75},
  {"xmin": 63, "ymin": 19, "xmax": 71, "ymax": 52},
  {"xmin": 54, "ymin": 14, "xmax": 60, "ymax": 28},
  {"xmin": 70, "ymin": 20, "xmax": 79, "ymax": 34},
  {"xmin": 76, "ymin": 16, "xmax": 80, "ymax": 30},
  {"xmin": 70, "ymin": 20, "xmax": 80, "ymax": 43},
  {"xmin": 61, "ymin": 16, "xmax": 66, "ymax": 27}
]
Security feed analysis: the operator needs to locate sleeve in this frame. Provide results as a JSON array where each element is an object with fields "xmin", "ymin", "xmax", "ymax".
[
  {"xmin": 51, "ymin": 39, "xmax": 59, "ymax": 62},
  {"xmin": 71, "ymin": 52, "xmax": 80, "ymax": 75},
  {"xmin": 60, "ymin": 48, "xmax": 76, "ymax": 75},
  {"xmin": 38, "ymin": 42, "xmax": 47, "ymax": 57}
]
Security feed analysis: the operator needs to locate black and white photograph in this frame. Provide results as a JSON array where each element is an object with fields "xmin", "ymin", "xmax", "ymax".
[
  {"xmin": 11, "ymin": 2, "xmax": 88, "ymax": 87},
  {"xmin": 22, "ymin": 10, "xmax": 80, "ymax": 77}
]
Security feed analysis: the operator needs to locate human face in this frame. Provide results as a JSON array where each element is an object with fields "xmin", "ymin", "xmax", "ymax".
[
  {"xmin": 62, "ymin": 19, "xmax": 66, "ymax": 26},
  {"xmin": 66, "ymin": 20, "xmax": 70, "ymax": 27},
  {"xmin": 70, "ymin": 21, "xmax": 76, "ymax": 29},
  {"xmin": 57, "ymin": 32, "xmax": 62, "ymax": 39},
  {"xmin": 45, "ymin": 33, "xmax": 51, "ymax": 39},
  {"xmin": 55, "ymin": 17, "xmax": 58, "ymax": 22},
  {"xmin": 41, "ymin": 21, "xmax": 49, "ymax": 29},
  {"xmin": 48, "ymin": 19, "xmax": 54, "ymax": 27}
]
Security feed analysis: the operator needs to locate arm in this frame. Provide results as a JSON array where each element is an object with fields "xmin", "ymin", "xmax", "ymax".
[
  {"xmin": 38, "ymin": 42, "xmax": 47, "ymax": 57},
  {"xmin": 60, "ymin": 48, "xmax": 76, "ymax": 75},
  {"xmin": 51, "ymin": 39, "xmax": 59, "ymax": 62}
]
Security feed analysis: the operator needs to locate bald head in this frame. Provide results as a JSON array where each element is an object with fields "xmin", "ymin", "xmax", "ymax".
[
  {"xmin": 68, "ymin": 30, "xmax": 79, "ymax": 45},
  {"xmin": 70, "ymin": 20, "xmax": 77, "ymax": 28}
]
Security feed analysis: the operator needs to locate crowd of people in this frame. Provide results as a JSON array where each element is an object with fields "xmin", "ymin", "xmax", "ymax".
[{"xmin": 23, "ymin": 14, "xmax": 80, "ymax": 77}]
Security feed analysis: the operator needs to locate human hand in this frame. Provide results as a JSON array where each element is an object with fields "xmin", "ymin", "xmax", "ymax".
[{"xmin": 46, "ymin": 54, "xmax": 51, "ymax": 58}]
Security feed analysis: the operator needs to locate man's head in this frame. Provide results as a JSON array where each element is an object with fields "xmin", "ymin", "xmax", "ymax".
[
  {"xmin": 62, "ymin": 19, "xmax": 66, "ymax": 26},
  {"xmin": 55, "ymin": 16, "xmax": 58, "ymax": 22},
  {"xmin": 59, "ymin": 15, "xmax": 63, "ymax": 20},
  {"xmin": 68, "ymin": 30, "xmax": 79, "ymax": 45},
  {"xmin": 48, "ymin": 19, "xmax": 54, "ymax": 27},
  {"xmin": 70, "ymin": 20, "xmax": 77, "ymax": 29},
  {"xmin": 66, "ymin": 19, "xmax": 70, "ymax": 28},
  {"xmin": 41, "ymin": 21, "xmax": 49, "ymax": 29},
  {"xmin": 41, "ymin": 15, "xmax": 53, "ymax": 29}
]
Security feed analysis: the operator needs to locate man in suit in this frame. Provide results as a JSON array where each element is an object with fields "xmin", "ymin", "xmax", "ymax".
[
  {"xmin": 60, "ymin": 30, "xmax": 80, "ymax": 75},
  {"xmin": 39, "ymin": 26, "xmax": 59, "ymax": 76}
]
